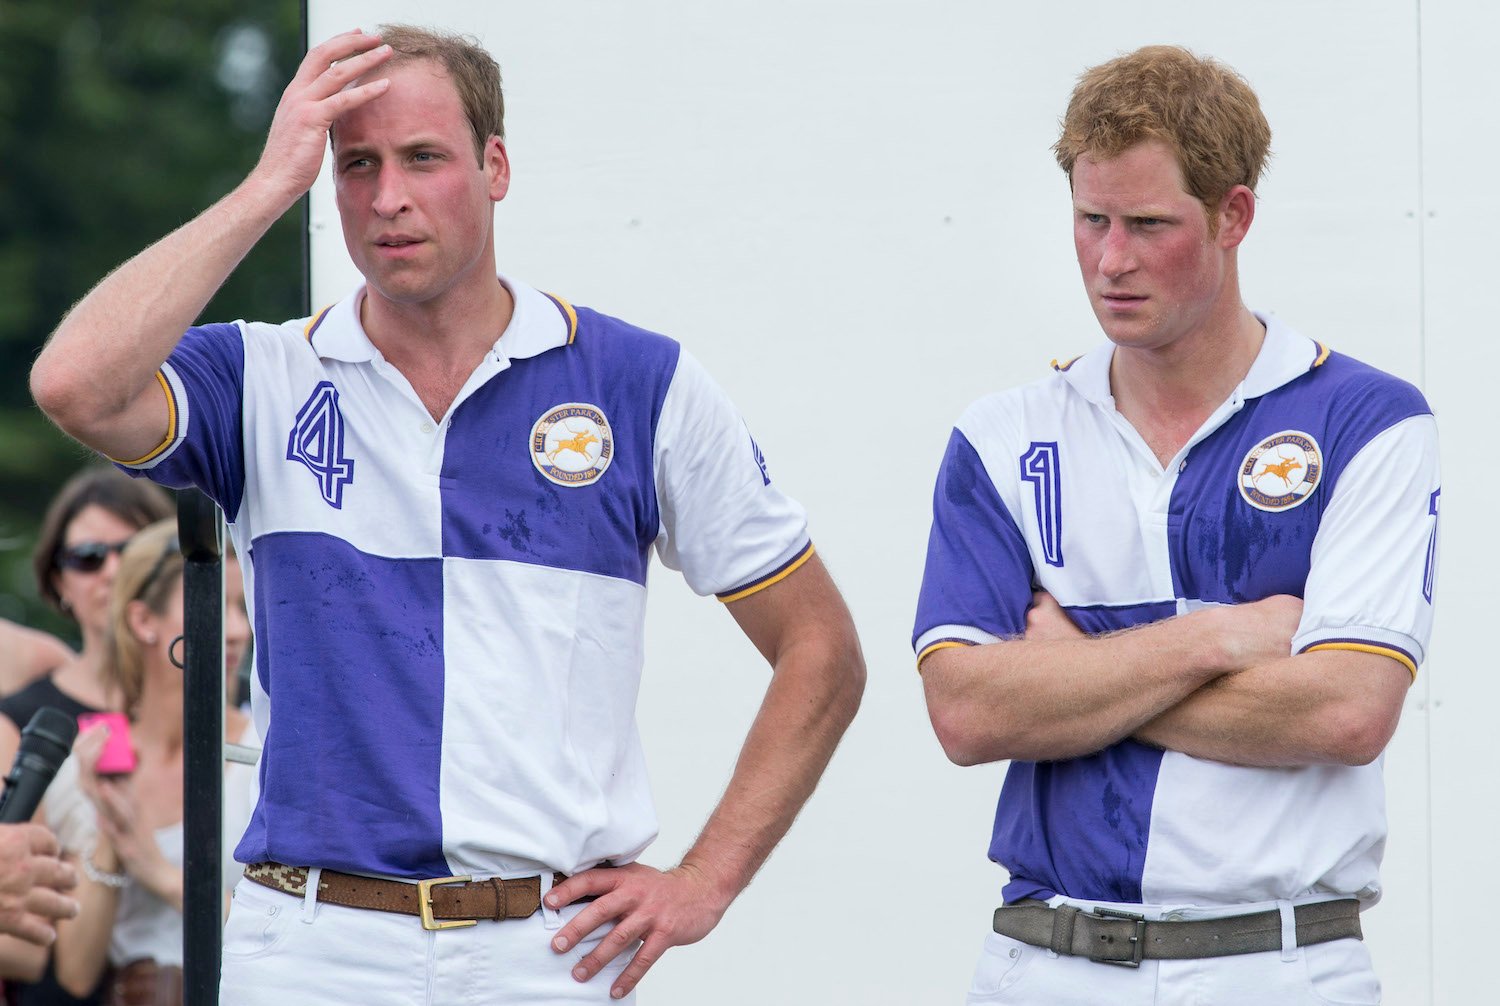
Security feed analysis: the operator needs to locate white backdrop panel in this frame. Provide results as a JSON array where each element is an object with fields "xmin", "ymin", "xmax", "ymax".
[
  {"xmin": 304, "ymin": 2, "xmax": 1466, "ymax": 1002},
  {"xmin": 1419, "ymin": 1, "xmax": 1499, "ymax": 1003}
]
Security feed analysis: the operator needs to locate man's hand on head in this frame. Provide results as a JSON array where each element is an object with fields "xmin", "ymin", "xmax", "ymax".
[
  {"xmin": 250, "ymin": 29, "xmax": 395, "ymax": 208},
  {"xmin": 0, "ymin": 823, "xmax": 78, "ymax": 946},
  {"xmin": 545, "ymin": 861, "xmax": 732, "ymax": 1000}
]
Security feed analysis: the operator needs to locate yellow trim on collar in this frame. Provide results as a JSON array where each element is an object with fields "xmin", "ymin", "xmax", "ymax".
[
  {"xmin": 303, "ymin": 305, "xmax": 333, "ymax": 342},
  {"xmin": 544, "ymin": 292, "xmax": 579, "ymax": 345}
]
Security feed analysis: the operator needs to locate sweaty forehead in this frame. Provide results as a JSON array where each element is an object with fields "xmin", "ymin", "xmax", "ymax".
[
  {"xmin": 360, "ymin": 53, "xmax": 451, "ymax": 89},
  {"xmin": 334, "ymin": 58, "xmax": 465, "ymax": 148},
  {"xmin": 1072, "ymin": 141, "xmax": 1194, "ymax": 206}
]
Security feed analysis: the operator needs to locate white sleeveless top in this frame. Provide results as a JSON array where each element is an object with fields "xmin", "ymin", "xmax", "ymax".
[{"xmin": 45, "ymin": 720, "xmax": 260, "ymax": 966}]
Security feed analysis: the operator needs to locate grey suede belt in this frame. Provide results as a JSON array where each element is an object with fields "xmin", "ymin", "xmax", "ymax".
[{"xmin": 991, "ymin": 898, "xmax": 1362, "ymax": 967}]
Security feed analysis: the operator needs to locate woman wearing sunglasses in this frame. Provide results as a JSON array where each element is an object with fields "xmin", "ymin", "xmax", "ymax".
[
  {"xmin": 1, "ymin": 467, "xmax": 172, "ymax": 731},
  {"xmin": 3, "ymin": 520, "xmax": 254, "ymax": 1006},
  {"xmin": 1, "ymin": 466, "xmax": 169, "ymax": 701},
  {"xmin": 0, "ymin": 466, "xmax": 171, "ymax": 1001}
]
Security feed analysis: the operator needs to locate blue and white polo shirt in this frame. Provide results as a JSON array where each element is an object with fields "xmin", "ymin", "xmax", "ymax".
[
  {"xmin": 913, "ymin": 313, "xmax": 1440, "ymax": 908},
  {"xmin": 119, "ymin": 275, "xmax": 811, "ymax": 879}
]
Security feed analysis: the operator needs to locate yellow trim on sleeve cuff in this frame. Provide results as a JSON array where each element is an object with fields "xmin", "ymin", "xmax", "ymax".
[
  {"xmin": 1304, "ymin": 641, "xmax": 1418, "ymax": 680},
  {"xmin": 916, "ymin": 639, "xmax": 973, "ymax": 671},
  {"xmin": 716, "ymin": 543, "xmax": 815, "ymax": 604},
  {"xmin": 106, "ymin": 371, "xmax": 177, "ymax": 466}
]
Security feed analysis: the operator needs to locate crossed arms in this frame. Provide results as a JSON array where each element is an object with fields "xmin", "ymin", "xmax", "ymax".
[{"xmin": 920, "ymin": 590, "xmax": 1410, "ymax": 769}]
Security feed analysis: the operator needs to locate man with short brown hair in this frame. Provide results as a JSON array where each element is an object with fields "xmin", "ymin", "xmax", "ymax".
[
  {"xmin": 32, "ymin": 25, "xmax": 863, "ymax": 1004},
  {"xmin": 916, "ymin": 46, "xmax": 1438, "ymax": 1003}
]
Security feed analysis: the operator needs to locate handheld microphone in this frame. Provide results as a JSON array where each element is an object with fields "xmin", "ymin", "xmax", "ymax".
[{"xmin": 0, "ymin": 707, "xmax": 79, "ymax": 823}]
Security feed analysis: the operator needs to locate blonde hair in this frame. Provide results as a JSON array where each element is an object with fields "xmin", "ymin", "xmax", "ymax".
[
  {"xmin": 1054, "ymin": 45, "xmax": 1272, "ymax": 222},
  {"xmin": 107, "ymin": 520, "xmax": 183, "ymax": 715}
]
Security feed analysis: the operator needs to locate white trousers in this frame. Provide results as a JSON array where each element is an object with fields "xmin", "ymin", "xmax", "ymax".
[
  {"xmin": 219, "ymin": 875, "xmax": 634, "ymax": 1005},
  {"xmin": 966, "ymin": 897, "xmax": 1381, "ymax": 1006}
]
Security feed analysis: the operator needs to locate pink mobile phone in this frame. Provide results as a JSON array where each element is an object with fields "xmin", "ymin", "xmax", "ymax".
[{"xmin": 77, "ymin": 712, "xmax": 137, "ymax": 776}]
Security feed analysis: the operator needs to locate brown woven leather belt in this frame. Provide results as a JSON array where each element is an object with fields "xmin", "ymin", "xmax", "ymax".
[
  {"xmin": 245, "ymin": 862, "xmax": 567, "ymax": 931},
  {"xmin": 992, "ymin": 898, "xmax": 1362, "ymax": 967}
]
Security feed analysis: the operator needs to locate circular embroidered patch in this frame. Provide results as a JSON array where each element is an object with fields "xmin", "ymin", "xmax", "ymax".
[
  {"xmin": 531, "ymin": 403, "xmax": 613, "ymax": 487},
  {"xmin": 1238, "ymin": 430, "xmax": 1322, "ymax": 512}
]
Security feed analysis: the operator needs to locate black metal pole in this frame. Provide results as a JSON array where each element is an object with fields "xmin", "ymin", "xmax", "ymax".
[
  {"xmin": 178, "ymin": 14, "xmax": 309, "ymax": 1002},
  {"xmin": 178, "ymin": 489, "xmax": 223, "ymax": 1006}
]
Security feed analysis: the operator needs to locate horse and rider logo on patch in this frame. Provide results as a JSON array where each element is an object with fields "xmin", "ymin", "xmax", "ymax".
[
  {"xmin": 530, "ymin": 403, "xmax": 613, "ymax": 487},
  {"xmin": 1238, "ymin": 430, "xmax": 1322, "ymax": 512},
  {"xmin": 287, "ymin": 389, "xmax": 614, "ymax": 505}
]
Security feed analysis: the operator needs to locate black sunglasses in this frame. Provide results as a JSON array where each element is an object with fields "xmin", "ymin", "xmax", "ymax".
[{"xmin": 55, "ymin": 540, "xmax": 132, "ymax": 573}]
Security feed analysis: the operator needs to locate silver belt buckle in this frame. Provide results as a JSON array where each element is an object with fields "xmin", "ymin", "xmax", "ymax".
[{"xmin": 1089, "ymin": 906, "xmax": 1146, "ymax": 967}]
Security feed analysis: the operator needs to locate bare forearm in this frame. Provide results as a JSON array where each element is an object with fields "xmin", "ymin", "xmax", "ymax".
[
  {"xmin": 53, "ymin": 859, "xmax": 120, "ymax": 996},
  {"xmin": 1135, "ymin": 650, "xmax": 1410, "ymax": 767},
  {"xmin": 31, "ymin": 30, "xmax": 393, "ymax": 461},
  {"xmin": 544, "ymin": 558, "xmax": 862, "ymax": 1000},
  {"xmin": 679, "ymin": 635, "xmax": 863, "ymax": 900},
  {"xmin": 31, "ymin": 179, "xmax": 292, "ymax": 454},
  {"xmin": 922, "ymin": 610, "xmax": 1232, "ymax": 764}
]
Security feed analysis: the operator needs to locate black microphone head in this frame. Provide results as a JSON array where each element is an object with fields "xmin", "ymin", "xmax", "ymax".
[
  {"xmin": 20, "ymin": 707, "xmax": 78, "ymax": 763},
  {"xmin": 0, "ymin": 707, "xmax": 79, "ymax": 823}
]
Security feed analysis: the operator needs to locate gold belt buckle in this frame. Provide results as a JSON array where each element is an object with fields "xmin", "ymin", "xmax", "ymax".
[{"xmin": 417, "ymin": 875, "xmax": 477, "ymax": 931}]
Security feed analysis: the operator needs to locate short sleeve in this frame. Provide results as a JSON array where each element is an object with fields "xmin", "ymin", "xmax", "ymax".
[
  {"xmin": 1293, "ymin": 414, "xmax": 1440, "ymax": 676},
  {"xmin": 112, "ymin": 323, "xmax": 247, "ymax": 520},
  {"xmin": 652, "ymin": 350, "xmax": 810, "ymax": 600},
  {"xmin": 913, "ymin": 427, "xmax": 1036, "ymax": 663}
]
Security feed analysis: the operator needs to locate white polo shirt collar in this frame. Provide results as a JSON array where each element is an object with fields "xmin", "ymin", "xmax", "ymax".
[
  {"xmin": 1055, "ymin": 310, "xmax": 1328, "ymax": 408},
  {"xmin": 303, "ymin": 271, "xmax": 573, "ymax": 366}
]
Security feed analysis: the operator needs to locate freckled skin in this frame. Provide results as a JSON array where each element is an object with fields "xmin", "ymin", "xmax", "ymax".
[{"xmin": 1071, "ymin": 140, "xmax": 1241, "ymax": 365}]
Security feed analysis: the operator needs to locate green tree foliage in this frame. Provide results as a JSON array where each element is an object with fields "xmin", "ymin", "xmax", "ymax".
[{"xmin": 0, "ymin": 0, "xmax": 301, "ymax": 635}]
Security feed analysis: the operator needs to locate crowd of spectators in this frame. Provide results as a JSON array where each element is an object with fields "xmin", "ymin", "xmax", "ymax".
[{"xmin": 0, "ymin": 467, "xmax": 254, "ymax": 1006}]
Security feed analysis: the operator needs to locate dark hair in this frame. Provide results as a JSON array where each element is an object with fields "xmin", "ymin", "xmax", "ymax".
[{"xmin": 32, "ymin": 466, "xmax": 174, "ymax": 613}]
